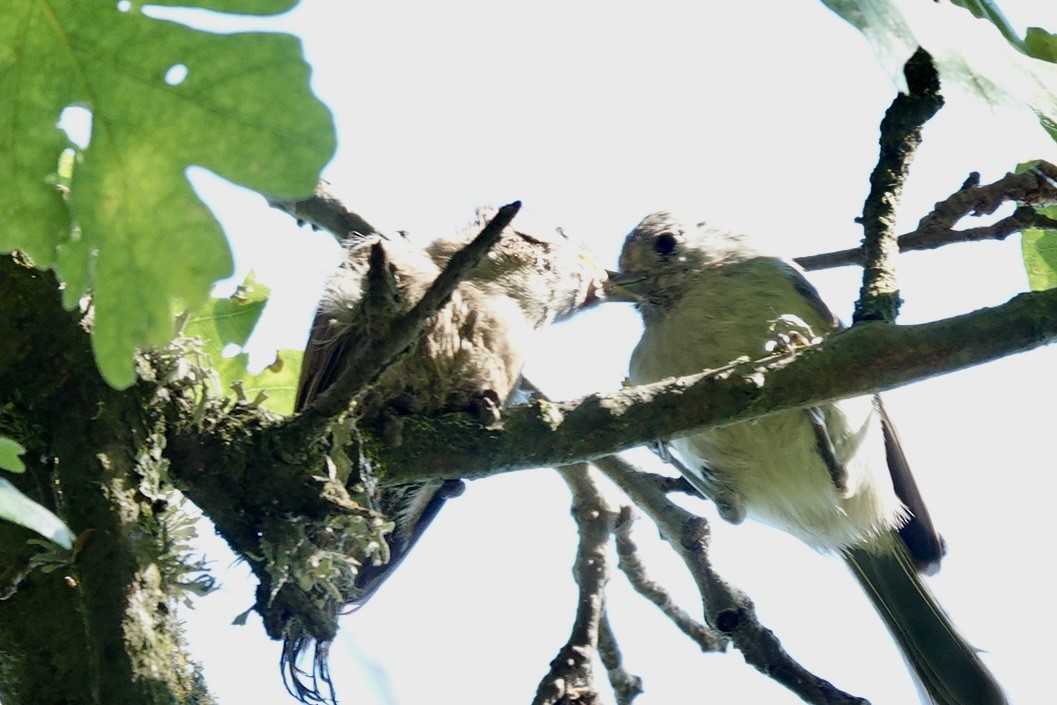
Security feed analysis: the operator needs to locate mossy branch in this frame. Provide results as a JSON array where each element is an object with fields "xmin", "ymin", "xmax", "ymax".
[{"xmin": 377, "ymin": 286, "xmax": 1057, "ymax": 483}]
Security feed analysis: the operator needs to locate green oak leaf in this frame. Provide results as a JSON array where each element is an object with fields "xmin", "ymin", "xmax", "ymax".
[
  {"xmin": 0, "ymin": 437, "xmax": 27, "ymax": 474},
  {"xmin": 228, "ymin": 349, "xmax": 302, "ymax": 416},
  {"xmin": 821, "ymin": 0, "xmax": 1057, "ymax": 134},
  {"xmin": 0, "ymin": 478, "xmax": 75, "ymax": 549},
  {"xmin": 0, "ymin": 0, "xmax": 335, "ymax": 388},
  {"xmin": 184, "ymin": 273, "xmax": 271, "ymax": 351},
  {"xmin": 1025, "ymin": 27, "xmax": 1057, "ymax": 64},
  {"xmin": 184, "ymin": 277, "xmax": 302, "ymax": 414},
  {"xmin": 1021, "ymin": 206, "xmax": 1057, "ymax": 291},
  {"xmin": 130, "ymin": 0, "xmax": 296, "ymax": 13}
]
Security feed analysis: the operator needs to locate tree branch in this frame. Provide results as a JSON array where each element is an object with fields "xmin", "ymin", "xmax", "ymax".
[
  {"xmin": 377, "ymin": 286, "xmax": 1057, "ymax": 482},
  {"xmin": 854, "ymin": 48, "xmax": 944, "ymax": 323},
  {"xmin": 532, "ymin": 464, "xmax": 614, "ymax": 705},
  {"xmin": 612, "ymin": 506, "xmax": 724, "ymax": 652},
  {"xmin": 0, "ymin": 257, "xmax": 216, "ymax": 705},
  {"xmin": 796, "ymin": 162, "xmax": 1057, "ymax": 271},
  {"xmin": 594, "ymin": 456, "xmax": 866, "ymax": 705},
  {"xmin": 597, "ymin": 610, "xmax": 644, "ymax": 705},
  {"xmin": 268, "ymin": 182, "xmax": 380, "ymax": 243}
]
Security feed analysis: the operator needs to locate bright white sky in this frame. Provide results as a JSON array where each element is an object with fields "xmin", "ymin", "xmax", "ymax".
[{"xmin": 151, "ymin": 2, "xmax": 1057, "ymax": 704}]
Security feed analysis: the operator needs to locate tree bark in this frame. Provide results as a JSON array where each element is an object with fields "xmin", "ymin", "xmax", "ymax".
[{"xmin": 0, "ymin": 257, "xmax": 214, "ymax": 705}]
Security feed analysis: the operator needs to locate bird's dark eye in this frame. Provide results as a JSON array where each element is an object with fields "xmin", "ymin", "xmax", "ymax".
[{"xmin": 653, "ymin": 233, "xmax": 678, "ymax": 256}]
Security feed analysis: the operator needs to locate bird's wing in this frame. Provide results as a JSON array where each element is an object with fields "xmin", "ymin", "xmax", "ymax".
[
  {"xmin": 295, "ymin": 309, "xmax": 358, "ymax": 412},
  {"xmin": 877, "ymin": 399, "xmax": 946, "ymax": 574},
  {"xmin": 781, "ymin": 259, "xmax": 944, "ymax": 571},
  {"xmin": 777, "ymin": 260, "xmax": 841, "ymax": 332}
]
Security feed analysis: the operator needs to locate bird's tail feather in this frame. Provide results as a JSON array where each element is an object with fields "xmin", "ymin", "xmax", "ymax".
[
  {"xmin": 352, "ymin": 478, "xmax": 465, "ymax": 605},
  {"xmin": 844, "ymin": 545, "xmax": 1007, "ymax": 705}
]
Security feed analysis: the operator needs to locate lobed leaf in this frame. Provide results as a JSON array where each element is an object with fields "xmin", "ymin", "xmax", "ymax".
[
  {"xmin": 184, "ymin": 272, "xmax": 271, "ymax": 350},
  {"xmin": 228, "ymin": 348, "xmax": 301, "ymax": 416},
  {"xmin": 0, "ymin": 0, "xmax": 335, "ymax": 388},
  {"xmin": 183, "ymin": 276, "xmax": 301, "ymax": 414}
]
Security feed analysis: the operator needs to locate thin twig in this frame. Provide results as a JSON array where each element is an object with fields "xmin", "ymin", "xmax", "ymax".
[
  {"xmin": 532, "ymin": 464, "xmax": 613, "ymax": 705},
  {"xmin": 285, "ymin": 201, "xmax": 521, "ymax": 435},
  {"xmin": 594, "ymin": 455, "xmax": 867, "ymax": 705},
  {"xmin": 612, "ymin": 506, "xmax": 725, "ymax": 652},
  {"xmin": 268, "ymin": 182, "xmax": 380, "ymax": 243},
  {"xmin": 854, "ymin": 48, "xmax": 944, "ymax": 324},
  {"xmin": 598, "ymin": 609, "xmax": 644, "ymax": 705},
  {"xmin": 796, "ymin": 163, "xmax": 1057, "ymax": 271}
]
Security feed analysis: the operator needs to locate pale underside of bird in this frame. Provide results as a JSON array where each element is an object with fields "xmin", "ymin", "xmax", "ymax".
[
  {"xmin": 295, "ymin": 207, "xmax": 608, "ymax": 604},
  {"xmin": 610, "ymin": 211, "xmax": 1006, "ymax": 705}
]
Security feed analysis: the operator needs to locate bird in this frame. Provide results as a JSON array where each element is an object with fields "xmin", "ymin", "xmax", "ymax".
[
  {"xmin": 608, "ymin": 211, "xmax": 1007, "ymax": 705},
  {"xmin": 296, "ymin": 207, "xmax": 609, "ymax": 604}
]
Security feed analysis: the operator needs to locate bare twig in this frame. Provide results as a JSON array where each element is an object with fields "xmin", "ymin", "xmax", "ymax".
[
  {"xmin": 594, "ymin": 455, "xmax": 867, "ymax": 705},
  {"xmin": 854, "ymin": 48, "xmax": 944, "ymax": 324},
  {"xmin": 598, "ymin": 610, "xmax": 643, "ymax": 705},
  {"xmin": 797, "ymin": 205, "xmax": 1057, "ymax": 270},
  {"xmin": 532, "ymin": 464, "xmax": 614, "ymax": 705},
  {"xmin": 284, "ymin": 201, "xmax": 521, "ymax": 436},
  {"xmin": 612, "ymin": 506, "xmax": 724, "ymax": 652},
  {"xmin": 796, "ymin": 162, "xmax": 1057, "ymax": 272},
  {"xmin": 268, "ymin": 182, "xmax": 380, "ymax": 243}
]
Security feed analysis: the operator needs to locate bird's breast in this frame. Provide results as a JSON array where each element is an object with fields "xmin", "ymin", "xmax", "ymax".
[{"xmin": 628, "ymin": 267, "xmax": 905, "ymax": 551}]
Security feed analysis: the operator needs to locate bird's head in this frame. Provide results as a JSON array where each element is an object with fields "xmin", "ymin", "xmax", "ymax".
[
  {"xmin": 608, "ymin": 211, "xmax": 761, "ymax": 319},
  {"xmin": 432, "ymin": 207, "xmax": 611, "ymax": 326}
]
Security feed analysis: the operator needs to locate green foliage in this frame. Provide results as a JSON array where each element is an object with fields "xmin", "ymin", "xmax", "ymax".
[
  {"xmin": 1021, "ymin": 205, "xmax": 1057, "ymax": 291},
  {"xmin": 0, "ymin": 478, "xmax": 75, "ymax": 549},
  {"xmin": 182, "ymin": 275, "xmax": 302, "ymax": 414},
  {"xmin": 0, "ymin": 0, "xmax": 335, "ymax": 389},
  {"xmin": 828, "ymin": 1, "xmax": 1057, "ymax": 296},
  {"xmin": 132, "ymin": 0, "xmax": 297, "ymax": 13},
  {"xmin": 0, "ymin": 437, "xmax": 26, "ymax": 474},
  {"xmin": 185, "ymin": 274, "xmax": 270, "ymax": 351},
  {"xmin": 822, "ymin": 0, "xmax": 1057, "ymax": 133},
  {"xmin": 1025, "ymin": 28, "xmax": 1057, "ymax": 63},
  {"xmin": 234, "ymin": 349, "xmax": 302, "ymax": 416},
  {"xmin": 24, "ymin": 538, "xmax": 78, "ymax": 574}
]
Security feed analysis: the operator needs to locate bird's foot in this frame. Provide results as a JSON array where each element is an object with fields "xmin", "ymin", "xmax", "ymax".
[
  {"xmin": 764, "ymin": 314, "xmax": 822, "ymax": 355},
  {"xmin": 467, "ymin": 389, "xmax": 503, "ymax": 425}
]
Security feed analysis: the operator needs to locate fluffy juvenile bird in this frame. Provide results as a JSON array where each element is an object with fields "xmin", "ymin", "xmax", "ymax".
[
  {"xmin": 610, "ymin": 211, "xmax": 1006, "ymax": 705},
  {"xmin": 296, "ymin": 207, "xmax": 608, "ymax": 603}
]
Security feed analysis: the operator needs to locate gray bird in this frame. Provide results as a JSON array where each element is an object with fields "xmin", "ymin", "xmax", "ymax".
[
  {"xmin": 610, "ymin": 211, "xmax": 1006, "ymax": 705},
  {"xmin": 296, "ymin": 208, "xmax": 609, "ymax": 603}
]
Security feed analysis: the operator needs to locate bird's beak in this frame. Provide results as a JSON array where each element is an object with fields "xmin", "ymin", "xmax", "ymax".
[
  {"xmin": 575, "ymin": 254, "xmax": 612, "ymax": 308},
  {"xmin": 604, "ymin": 270, "xmax": 646, "ymax": 302}
]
